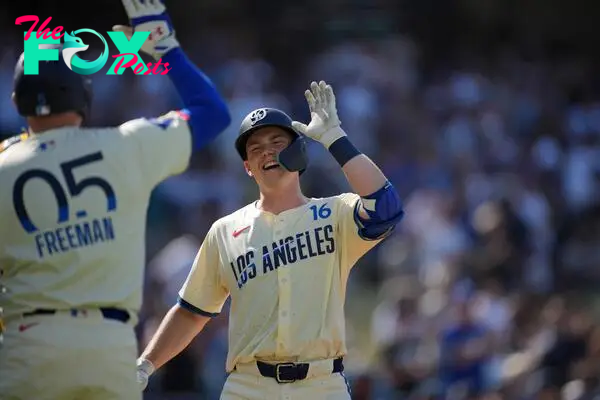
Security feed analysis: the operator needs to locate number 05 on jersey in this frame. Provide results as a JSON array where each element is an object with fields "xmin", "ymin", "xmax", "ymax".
[{"xmin": 11, "ymin": 150, "xmax": 118, "ymax": 259}]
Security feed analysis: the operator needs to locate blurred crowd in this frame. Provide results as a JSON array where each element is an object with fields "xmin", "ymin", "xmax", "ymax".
[{"xmin": 2, "ymin": 1, "xmax": 600, "ymax": 399}]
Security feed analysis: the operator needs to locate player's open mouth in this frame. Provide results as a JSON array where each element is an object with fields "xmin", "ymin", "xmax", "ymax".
[{"xmin": 262, "ymin": 161, "xmax": 280, "ymax": 170}]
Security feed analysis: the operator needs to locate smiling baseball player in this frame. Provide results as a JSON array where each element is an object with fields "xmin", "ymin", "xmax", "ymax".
[
  {"xmin": 0, "ymin": 1, "xmax": 231, "ymax": 399},
  {"xmin": 136, "ymin": 81, "xmax": 404, "ymax": 399}
]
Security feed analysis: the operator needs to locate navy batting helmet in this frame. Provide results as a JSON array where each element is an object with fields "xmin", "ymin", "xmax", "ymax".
[
  {"xmin": 235, "ymin": 107, "xmax": 308, "ymax": 174},
  {"xmin": 13, "ymin": 46, "xmax": 92, "ymax": 121}
]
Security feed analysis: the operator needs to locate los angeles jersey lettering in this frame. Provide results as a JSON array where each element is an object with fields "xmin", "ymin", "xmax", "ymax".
[
  {"xmin": 229, "ymin": 225, "xmax": 335, "ymax": 290},
  {"xmin": 178, "ymin": 194, "xmax": 384, "ymax": 373},
  {"xmin": 0, "ymin": 111, "xmax": 192, "ymax": 320}
]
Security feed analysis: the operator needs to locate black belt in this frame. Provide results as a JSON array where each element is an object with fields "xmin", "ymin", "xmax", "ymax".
[
  {"xmin": 22, "ymin": 307, "xmax": 130, "ymax": 323},
  {"xmin": 256, "ymin": 357, "xmax": 344, "ymax": 384}
]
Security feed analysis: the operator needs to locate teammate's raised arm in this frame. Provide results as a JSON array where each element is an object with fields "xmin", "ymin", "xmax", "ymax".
[
  {"xmin": 112, "ymin": 0, "xmax": 231, "ymax": 189},
  {"xmin": 0, "ymin": 3, "xmax": 229, "ymax": 399},
  {"xmin": 114, "ymin": 0, "xmax": 231, "ymax": 151},
  {"xmin": 292, "ymin": 81, "xmax": 405, "ymax": 240}
]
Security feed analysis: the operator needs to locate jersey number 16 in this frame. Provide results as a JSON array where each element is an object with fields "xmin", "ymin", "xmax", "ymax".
[{"xmin": 310, "ymin": 203, "xmax": 331, "ymax": 221}]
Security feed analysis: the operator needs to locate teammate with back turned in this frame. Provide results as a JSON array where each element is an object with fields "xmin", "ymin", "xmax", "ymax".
[
  {"xmin": 0, "ymin": 1, "xmax": 231, "ymax": 399},
  {"xmin": 136, "ymin": 81, "xmax": 405, "ymax": 399}
]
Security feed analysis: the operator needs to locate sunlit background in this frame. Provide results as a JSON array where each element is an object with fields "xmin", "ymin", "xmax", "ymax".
[{"xmin": 2, "ymin": 1, "xmax": 600, "ymax": 399}]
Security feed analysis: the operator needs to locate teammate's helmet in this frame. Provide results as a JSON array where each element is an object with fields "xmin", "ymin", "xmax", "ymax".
[
  {"xmin": 235, "ymin": 107, "xmax": 308, "ymax": 174},
  {"xmin": 12, "ymin": 46, "xmax": 92, "ymax": 121}
]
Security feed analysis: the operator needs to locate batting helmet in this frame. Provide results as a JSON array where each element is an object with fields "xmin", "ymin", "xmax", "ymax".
[
  {"xmin": 235, "ymin": 107, "xmax": 308, "ymax": 174},
  {"xmin": 13, "ymin": 46, "xmax": 92, "ymax": 121}
]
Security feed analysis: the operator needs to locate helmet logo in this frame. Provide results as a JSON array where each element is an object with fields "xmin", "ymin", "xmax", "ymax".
[{"xmin": 249, "ymin": 108, "xmax": 268, "ymax": 126}]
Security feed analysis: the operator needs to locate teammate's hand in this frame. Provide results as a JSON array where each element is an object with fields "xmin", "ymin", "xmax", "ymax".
[
  {"xmin": 292, "ymin": 81, "xmax": 347, "ymax": 148},
  {"xmin": 136, "ymin": 358, "xmax": 155, "ymax": 391},
  {"xmin": 113, "ymin": 0, "xmax": 180, "ymax": 60}
]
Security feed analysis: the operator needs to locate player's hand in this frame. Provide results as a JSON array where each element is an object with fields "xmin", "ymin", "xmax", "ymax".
[
  {"xmin": 292, "ymin": 81, "xmax": 347, "ymax": 148},
  {"xmin": 137, "ymin": 369, "xmax": 149, "ymax": 391},
  {"xmin": 136, "ymin": 358, "xmax": 155, "ymax": 391},
  {"xmin": 113, "ymin": 0, "xmax": 180, "ymax": 60}
]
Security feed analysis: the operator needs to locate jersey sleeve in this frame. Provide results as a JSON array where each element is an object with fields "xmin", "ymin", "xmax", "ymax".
[
  {"xmin": 177, "ymin": 224, "xmax": 229, "ymax": 317},
  {"xmin": 336, "ymin": 193, "xmax": 388, "ymax": 273},
  {"xmin": 118, "ymin": 110, "xmax": 192, "ymax": 189}
]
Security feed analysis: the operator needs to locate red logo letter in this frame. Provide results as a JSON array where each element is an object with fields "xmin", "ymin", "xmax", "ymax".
[
  {"xmin": 35, "ymin": 17, "xmax": 53, "ymax": 39},
  {"xmin": 161, "ymin": 62, "xmax": 172, "ymax": 75},
  {"xmin": 15, "ymin": 15, "xmax": 64, "ymax": 41},
  {"xmin": 15, "ymin": 15, "xmax": 39, "ymax": 41},
  {"xmin": 143, "ymin": 62, "xmax": 154, "ymax": 75},
  {"xmin": 133, "ymin": 62, "xmax": 145, "ymax": 75},
  {"xmin": 50, "ymin": 26, "xmax": 64, "ymax": 40},
  {"xmin": 112, "ymin": 53, "xmax": 139, "ymax": 74}
]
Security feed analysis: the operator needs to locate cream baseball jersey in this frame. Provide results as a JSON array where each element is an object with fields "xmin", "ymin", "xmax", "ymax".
[
  {"xmin": 179, "ymin": 193, "xmax": 386, "ymax": 372},
  {"xmin": 0, "ymin": 111, "xmax": 191, "ymax": 320}
]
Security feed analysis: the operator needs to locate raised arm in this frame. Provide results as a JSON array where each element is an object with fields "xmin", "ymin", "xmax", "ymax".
[
  {"xmin": 114, "ymin": 0, "xmax": 231, "ymax": 151},
  {"xmin": 292, "ymin": 81, "xmax": 404, "ymax": 239}
]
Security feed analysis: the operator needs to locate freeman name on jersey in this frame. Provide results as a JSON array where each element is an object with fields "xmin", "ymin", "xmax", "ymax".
[
  {"xmin": 34, "ymin": 216, "xmax": 115, "ymax": 258},
  {"xmin": 230, "ymin": 224, "xmax": 335, "ymax": 289}
]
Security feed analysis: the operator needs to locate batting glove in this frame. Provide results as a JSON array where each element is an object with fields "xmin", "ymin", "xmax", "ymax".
[
  {"xmin": 136, "ymin": 358, "xmax": 155, "ymax": 391},
  {"xmin": 113, "ymin": 0, "xmax": 180, "ymax": 60},
  {"xmin": 292, "ymin": 81, "xmax": 347, "ymax": 149}
]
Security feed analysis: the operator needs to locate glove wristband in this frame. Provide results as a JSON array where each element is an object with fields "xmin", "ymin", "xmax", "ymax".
[
  {"xmin": 328, "ymin": 136, "xmax": 362, "ymax": 167},
  {"xmin": 137, "ymin": 358, "xmax": 156, "ymax": 376},
  {"xmin": 151, "ymin": 39, "xmax": 179, "ymax": 61},
  {"xmin": 130, "ymin": 19, "xmax": 180, "ymax": 60},
  {"xmin": 320, "ymin": 126, "xmax": 346, "ymax": 149}
]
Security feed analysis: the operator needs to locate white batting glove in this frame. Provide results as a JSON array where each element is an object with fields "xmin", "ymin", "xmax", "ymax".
[
  {"xmin": 292, "ymin": 81, "xmax": 347, "ymax": 149},
  {"xmin": 136, "ymin": 358, "xmax": 155, "ymax": 391},
  {"xmin": 113, "ymin": 0, "xmax": 180, "ymax": 60}
]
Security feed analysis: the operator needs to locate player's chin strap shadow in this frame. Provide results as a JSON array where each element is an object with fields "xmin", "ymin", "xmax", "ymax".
[{"xmin": 276, "ymin": 135, "xmax": 308, "ymax": 173}]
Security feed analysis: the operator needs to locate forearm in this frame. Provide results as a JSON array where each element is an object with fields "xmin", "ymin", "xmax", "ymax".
[
  {"xmin": 341, "ymin": 153, "xmax": 387, "ymax": 196},
  {"xmin": 140, "ymin": 304, "xmax": 209, "ymax": 370},
  {"xmin": 327, "ymin": 136, "xmax": 387, "ymax": 195},
  {"xmin": 162, "ymin": 48, "xmax": 231, "ymax": 150},
  {"xmin": 328, "ymin": 135, "xmax": 404, "ymax": 235}
]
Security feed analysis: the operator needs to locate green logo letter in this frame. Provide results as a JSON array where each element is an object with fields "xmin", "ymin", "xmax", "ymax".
[
  {"xmin": 107, "ymin": 31, "xmax": 150, "ymax": 75},
  {"xmin": 23, "ymin": 32, "xmax": 59, "ymax": 74}
]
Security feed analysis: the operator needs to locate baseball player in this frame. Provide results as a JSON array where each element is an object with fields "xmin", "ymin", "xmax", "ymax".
[
  {"xmin": 0, "ymin": 1, "xmax": 231, "ymax": 399},
  {"xmin": 136, "ymin": 81, "xmax": 405, "ymax": 399}
]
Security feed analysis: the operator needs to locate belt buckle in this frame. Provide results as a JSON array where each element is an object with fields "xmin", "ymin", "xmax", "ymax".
[{"xmin": 275, "ymin": 362, "xmax": 297, "ymax": 384}]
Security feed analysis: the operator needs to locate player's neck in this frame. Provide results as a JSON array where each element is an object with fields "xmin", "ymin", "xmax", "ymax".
[
  {"xmin": 257, "ymin": 185, "xmax": 307, "ymax": 215},
  {"xmin": 27, "ymin": 113, "xmax": 82, "ymax": 134}
]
